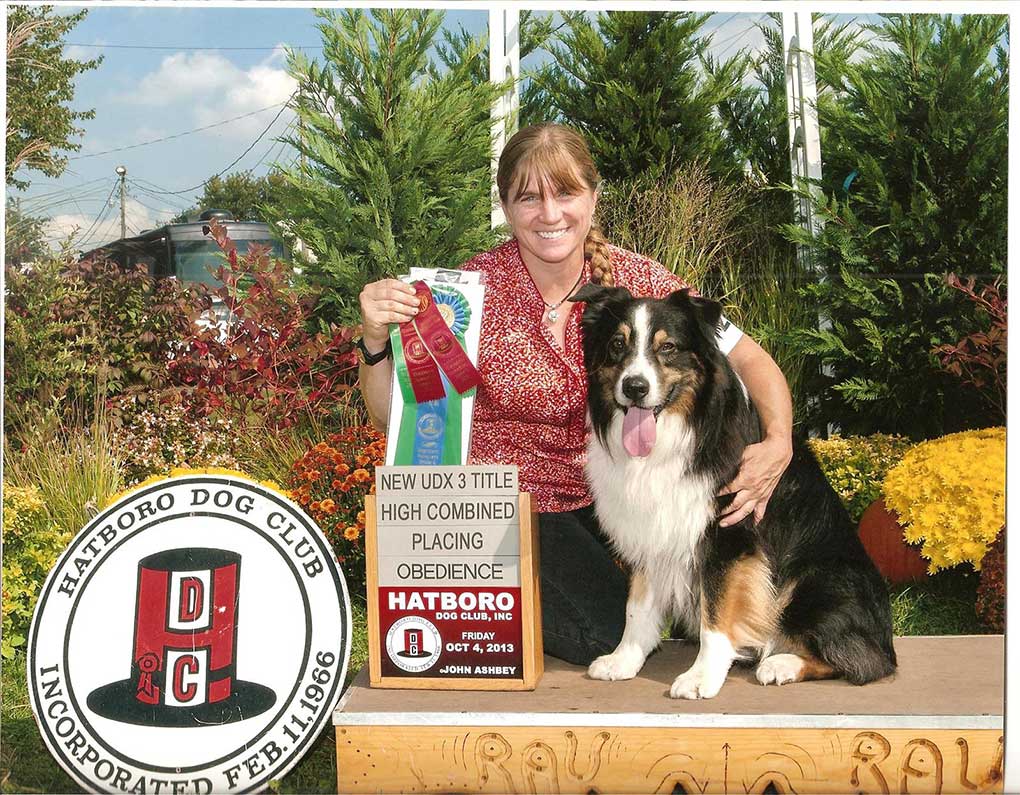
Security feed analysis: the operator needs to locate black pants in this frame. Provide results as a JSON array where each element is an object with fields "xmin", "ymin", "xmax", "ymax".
[{"xmin": 536, "ymin": 504, "xmax": 629, "ymax": 666}]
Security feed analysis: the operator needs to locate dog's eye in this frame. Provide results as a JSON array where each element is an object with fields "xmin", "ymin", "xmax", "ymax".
[
  {"xmin": 658, "ymin": 341, "xmax": 677, "ymax": 355},
  {"xmin": 610, "ymin": 336, "xmax": 626, "ymax": 354}
]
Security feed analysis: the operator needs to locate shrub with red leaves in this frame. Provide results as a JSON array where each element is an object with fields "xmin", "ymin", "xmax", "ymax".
[
  {"xmin": 935, "ymin": 274, "xmax": 1006, "ymax": 424},
  {"xmin": 286, "ymin": 425, "xmax": 386, "ymax": 597},
  {"xmin": 169, "ymin": 219, "xmax": 361, "ymax": 431},
  {"xmin": 975, "ymin": 529, "xmax": 1005, "ymax": 633}
]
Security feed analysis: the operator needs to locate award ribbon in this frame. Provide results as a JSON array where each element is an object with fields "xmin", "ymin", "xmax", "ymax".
[{"xmin": 391, "ymin": 282, "xmax": 479, "ymax": 465}]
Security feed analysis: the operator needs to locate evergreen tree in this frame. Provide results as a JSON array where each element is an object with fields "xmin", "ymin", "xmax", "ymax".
[
  {"xmin": 265, "ymin": 9, "xmax": 505, "ymax": 324},
  {"xmin": 6, "ymin": 6, "xmax": 102, "ymax": 189},
  {"xmin": 535, "ymin": 11, "xmax": 743, "ymax": 182},
  {"xmin": 435, "ymin": 11, "xmax": 559, "ymax": 128},
  {"xmin": 782, "ymin": 14, "xmax": 1009, "ymax": 438}
]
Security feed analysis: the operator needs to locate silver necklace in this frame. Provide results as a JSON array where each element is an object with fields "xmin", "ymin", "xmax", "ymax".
[{"xmin": 542, "ymin": 267, "xmax": 586, "ymax": 324}]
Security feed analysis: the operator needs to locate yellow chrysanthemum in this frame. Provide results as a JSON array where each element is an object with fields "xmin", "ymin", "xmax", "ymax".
[{"xmin": 883, "ymin": 427, "xmax": 1005, "ymax": 573}]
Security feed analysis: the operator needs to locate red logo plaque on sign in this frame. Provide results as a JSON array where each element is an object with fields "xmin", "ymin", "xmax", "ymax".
[{"xmin": 366, "ymin": 465, "xmax": 543, "ymax": 690}]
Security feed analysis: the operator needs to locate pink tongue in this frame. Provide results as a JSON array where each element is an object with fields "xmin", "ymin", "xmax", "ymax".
[{"xmin": 622, "ymin": 406, "xmax": 656, "ymax": 457}]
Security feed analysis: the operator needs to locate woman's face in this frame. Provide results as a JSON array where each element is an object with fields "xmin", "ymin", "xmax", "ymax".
[{"xmin": 501, "ymin": 172, "xmax": 597, "ymax": 274}]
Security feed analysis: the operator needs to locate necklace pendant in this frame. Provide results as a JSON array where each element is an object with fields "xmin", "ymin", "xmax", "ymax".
[{"xmin": 546, "ymin": 308, "xmax": 558, "ymax": 324}]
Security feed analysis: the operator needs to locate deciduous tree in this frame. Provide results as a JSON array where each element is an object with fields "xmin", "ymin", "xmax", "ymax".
[{"xmin": 6, "ymin": 6, "xmax": 101, "ymax": 189}]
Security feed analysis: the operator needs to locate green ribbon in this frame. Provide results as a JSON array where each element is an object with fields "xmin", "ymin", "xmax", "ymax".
[{"xmin": 390, "ymin": 285, "xmax": 474, "ymax": 465}]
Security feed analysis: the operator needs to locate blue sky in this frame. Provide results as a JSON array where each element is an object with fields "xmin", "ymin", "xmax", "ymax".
[{"xmin": 11, "ymin": 6, "xmax": 880, "ymax": 252}]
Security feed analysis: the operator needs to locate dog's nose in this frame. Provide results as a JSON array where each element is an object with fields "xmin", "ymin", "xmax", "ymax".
[{"xmin": 622, "ymin": 375, "xmax": 649, "ymax": 401}]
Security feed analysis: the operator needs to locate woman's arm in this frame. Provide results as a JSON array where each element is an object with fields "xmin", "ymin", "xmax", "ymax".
[
  {"xmin": 719, "ymin": 334, "xmax": 794, "ymax": 527},
  {"xmin": 358, "ymin": 279, "xmax": 420, "ymax": 431}
]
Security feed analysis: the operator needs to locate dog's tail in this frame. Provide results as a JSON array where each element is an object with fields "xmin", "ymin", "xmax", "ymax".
[{"xmin": 819, "ymin": 633, "xmax": 897, "ymax": 685}]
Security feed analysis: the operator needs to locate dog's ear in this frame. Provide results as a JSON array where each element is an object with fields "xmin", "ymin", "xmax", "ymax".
[
  {"xmin": 667, "ymin": 288, "xmax": 722, "ymax": 333},
  {"xmin": 571, "ymin": 283, "xmax": 633, "ymax": 327}
]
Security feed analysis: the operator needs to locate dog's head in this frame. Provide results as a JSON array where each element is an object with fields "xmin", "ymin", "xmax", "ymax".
[{"xmin": 572, "ymin": 283, "xmax": 726, "ymax": 457}]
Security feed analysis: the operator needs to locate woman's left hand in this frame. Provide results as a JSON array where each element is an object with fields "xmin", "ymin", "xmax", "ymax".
[{"xmin": 717, "ymin": 434, "xmax": 793, "ymax": 527}]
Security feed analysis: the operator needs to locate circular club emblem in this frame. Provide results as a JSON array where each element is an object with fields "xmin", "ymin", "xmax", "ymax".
[
  {"xmin": 27, "ymin": 474, "xmax": 352, "ymax": 794},
  {"xmin": 405, "ymin": 338, "xmax": 429, "ymax": 363},
  {"xmin": 384, "ymin": 616, "xmax": 441, "ymax": 673}
]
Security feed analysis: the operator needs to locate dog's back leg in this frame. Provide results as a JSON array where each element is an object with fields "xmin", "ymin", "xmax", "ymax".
[
  {"xmin": 588, "ymin": 571, "xmax": 669, "ymax": 681},
  {"xmin": 772, "ymin": 567, "xmax": 897, "ymax": 686}
]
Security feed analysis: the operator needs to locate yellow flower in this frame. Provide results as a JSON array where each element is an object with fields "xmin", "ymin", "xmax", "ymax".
[
  {"xmin": 343, "ymin": 526, "xmax": 360, "ymax": 541},
  {"xmin": 883, "ymin": 427, "xmax": 1005, "ymax": 573}
]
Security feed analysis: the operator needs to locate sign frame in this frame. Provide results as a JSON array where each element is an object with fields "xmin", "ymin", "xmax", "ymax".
[{"xmin": 364, "ymin": 470, "xmax": 542, "ymax": 691}]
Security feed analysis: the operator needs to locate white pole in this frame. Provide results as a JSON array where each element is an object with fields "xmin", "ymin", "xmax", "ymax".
[
  {"xmin": 784, "ymin": 12, "xmax": 834, "ymax": 434},
  {"xmin": 783, "ymin": 12, "xmax": 824, "ymax": 248},
  {"xmin": 489, "ymin": 6, "xmax": 520, "ymax": 230}
]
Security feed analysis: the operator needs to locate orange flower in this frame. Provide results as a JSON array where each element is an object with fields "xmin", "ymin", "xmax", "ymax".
[
  {"xmin": 334, "ymin": 463, "xmax": 350, "ymax": 476},
  {"xmin": 320, "ymin": 498, "xmax": 336, "ymax": 513},
  {"xmin": 310, "ymin": 501, "xmax": 321, "ymax": 512},
  {"xmin": 303, "ymin": 469, "xmax": 320, "ymax": 482},
  {"xmin": 344, "ymin": 526, "xmax": 360, "ymax": 541},
  {"xmin": 352, "ymin": 468, "xmax": 370, "ymax": 483},
  {"xmin": 355, "ymin": 454, "xmax": 370, "ymax": 466},
  {"xmin": 331, "ymin": 479, "xmax": 343, "ymax": 490},
  {"xmin": 356, "ymin": 510, "xmax": 366, "ymax": 527},
  {"xmin": 369, "ymin": 484, "xmax": 377, "ymax": 494}
]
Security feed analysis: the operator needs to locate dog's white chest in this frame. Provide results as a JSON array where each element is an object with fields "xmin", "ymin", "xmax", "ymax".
[{"xmin": 585, "ymin": 415, "xmax": 716, "ymax": 571}]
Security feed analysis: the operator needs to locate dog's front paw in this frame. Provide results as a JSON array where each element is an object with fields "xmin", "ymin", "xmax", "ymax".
[
  {"xmin": 587, "ymin": 650, "xmax": 644, "ymax": 681},
  {"xmin": 669, "ymin": 666, "xmax": 724, "ymax": 700},
  {"xmin": 755, "ymin": 654, "xmax": 804, "ymax": 686}
]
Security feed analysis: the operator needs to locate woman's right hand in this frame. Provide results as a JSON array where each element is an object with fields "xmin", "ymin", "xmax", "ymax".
[{"xmin": 359, "ymin": 278, "xmax": 420, "ymax": 350}]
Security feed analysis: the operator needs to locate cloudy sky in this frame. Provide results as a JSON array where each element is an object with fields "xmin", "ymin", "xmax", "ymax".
[{"xmin": 12, "ymin": 5, "xmax": 871, "ymax": 252}]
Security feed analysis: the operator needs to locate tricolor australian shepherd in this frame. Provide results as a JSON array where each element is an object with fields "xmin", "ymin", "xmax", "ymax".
[{"xmin": 573, "ymin": 284, "xmax": 896, "ymax": 699}]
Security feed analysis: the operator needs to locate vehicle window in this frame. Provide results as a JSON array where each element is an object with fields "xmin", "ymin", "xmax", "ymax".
[{"xmin": 171, "ymin": 239, "xmax": 286, "ymax": 286}]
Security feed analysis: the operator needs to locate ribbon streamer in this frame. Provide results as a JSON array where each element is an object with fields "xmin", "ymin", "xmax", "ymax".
[{"xmin": 391, "ymin": 282, "xmax": 477, "ymax": 465}]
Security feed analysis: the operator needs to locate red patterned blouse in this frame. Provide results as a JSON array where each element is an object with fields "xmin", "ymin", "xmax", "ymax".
[{"xmin": 461, "ymin": 239, "xmax": 735, "ymax": 513}]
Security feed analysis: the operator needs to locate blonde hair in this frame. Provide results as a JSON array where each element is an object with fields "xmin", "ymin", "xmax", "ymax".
[{"xmin": 497, "ymin": 123, "xmax": 614, "ymax": 287}]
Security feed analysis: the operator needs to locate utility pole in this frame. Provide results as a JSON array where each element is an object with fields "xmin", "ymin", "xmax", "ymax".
[
  {"xmin": 115, "ymin": 165, "xmax": 127, "ymax": 239},
  {"xmin": 489, "ymin": 7, "xmax": 520, "ymax": 230}
]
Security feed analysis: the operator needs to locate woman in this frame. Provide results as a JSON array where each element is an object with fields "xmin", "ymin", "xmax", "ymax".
[{"xmin": 358, "ymin": 123, "xmax": 793, "ymax": 665}]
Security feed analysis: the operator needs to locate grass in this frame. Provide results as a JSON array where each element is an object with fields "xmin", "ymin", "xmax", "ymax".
[{"xmin": 1, "ymin": 575, "xmax": 994, "ymax": 793}]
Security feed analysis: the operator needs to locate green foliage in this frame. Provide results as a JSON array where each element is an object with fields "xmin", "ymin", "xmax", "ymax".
[
  {"xmin": 782, "ymin": 14, "xmax": 1008, "ymax": 437},
  {"xmin": 3, "ymin": 256, "xmax": 214, "ymax": 443},
  {"xmin": 172, "ymin": 169, "xmax": 288, "ymax": 223},
  {"xmin": 807, "ymin": 433, "xmax": 913, "ymax": 523},
  {"xmin": 712, "ymin": 13, "xmax": 862, "ymax": 191},
  {"xmin": 4, "ymin": 197, "xmax": 51, "ymax": 265},
  {"xmin": 266, "ymin": 9, "xmax": 504, "ymax": 324},
  {"xmin": 536, "ymin": 11, "xmax": 742, "ymax": 182},
  {"xmin": 1, "ymin": 485, "xmax": 72, "ymax": 659},
  {"xmin": 6, "ymin": 6, "xmax": 102, "ymax": 188},
  {"xmin": 435, "ymin": 11, "xmax": 559, "ymax": 129}
]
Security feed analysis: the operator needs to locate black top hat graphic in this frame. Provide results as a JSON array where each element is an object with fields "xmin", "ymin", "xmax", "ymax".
[
  {"xmin": 87, "ymin": 548, "xmax": 276, "ymax": 727},
  {"xmin": 395, "ymin": 627, "xmax": 432, "ymax": 659}
]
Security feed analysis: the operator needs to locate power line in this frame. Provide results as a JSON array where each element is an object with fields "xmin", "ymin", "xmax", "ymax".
[
  {"xmin": 71, "ymin": 180, "xmax": 119, "ymax": 249},
  {"xmin": 20, "ymin": 176, "xmax": 108, "ymax": 205},
  {"xmin": 138, "ymin": 93, "xmax": 297, "ymax": 195},
  {"xmin": 69, "ymin": 102, "xmax": 289, "ymax": 160},
  {"xmin": 250, "ymin": 120, "xmax": 296, "ymax": 172},
  {"xmin": 65, "ymin": 42, "xmax": 322, "ymax": 51},
  {"xmin": 127, "ymin": 179, "xmax": 195, "ymax": 209}
]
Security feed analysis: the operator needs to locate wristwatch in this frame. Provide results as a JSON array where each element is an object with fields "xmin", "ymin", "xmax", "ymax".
[{"xmin": 355, "ymin": 336, "xmax": 392, "ymax": 366}]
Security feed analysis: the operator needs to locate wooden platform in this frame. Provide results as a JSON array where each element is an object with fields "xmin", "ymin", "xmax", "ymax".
[{"xmin": 333, "ymin": 635, "xmax": 1004, "ymax": 793}]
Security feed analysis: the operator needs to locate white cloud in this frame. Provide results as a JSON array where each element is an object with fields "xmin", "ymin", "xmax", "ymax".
[
  {"xmin": 46, "ymin": 197, "xmax": 160, "ymax": 252},
  {"xmin": 127, "ymin": 50, "xmax": 297, "ymax": 140}
]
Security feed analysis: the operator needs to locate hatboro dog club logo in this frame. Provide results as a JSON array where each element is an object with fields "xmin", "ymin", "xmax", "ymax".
[{"xmin": 28, "ymin": 474, "xmax": 351, "ymax": 794}]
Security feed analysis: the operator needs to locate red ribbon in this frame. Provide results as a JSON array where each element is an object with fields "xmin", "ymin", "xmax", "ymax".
[
  {"xmin": 398, "ymin": 281, "xmax": 482, "ymax": 403},
  {"xmin": 136, "ymin": 652, "xmax": 159, "ymax": 704}
]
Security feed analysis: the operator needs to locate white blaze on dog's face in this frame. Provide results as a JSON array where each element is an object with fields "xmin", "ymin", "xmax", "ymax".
[{"xmin": 593, "ymin": 298, "xmax": 708, "ymax": 458}]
